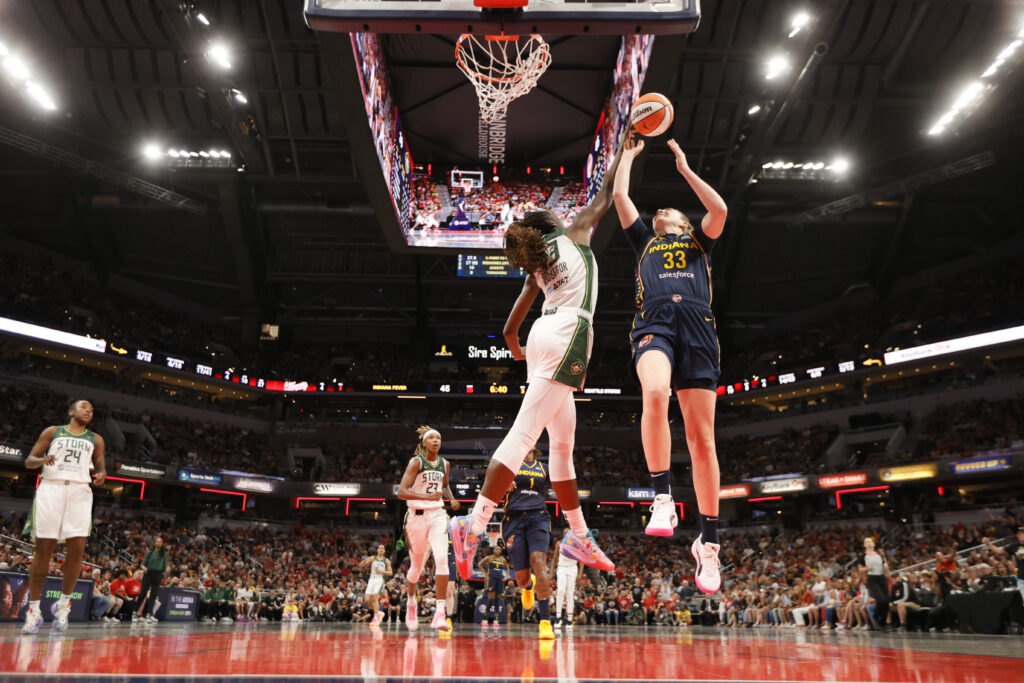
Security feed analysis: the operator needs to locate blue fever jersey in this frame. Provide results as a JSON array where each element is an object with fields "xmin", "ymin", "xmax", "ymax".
[
  {"xmin": 504, "ymin": 458, "xmax": 548, "ymax": 512},
  {"xmin": 487, "ymin": 556, "xmax": 506, "ymax": 579},
  {"xmin": 623, "ymin": 217, "xmax": 716, "ymax": 310}
]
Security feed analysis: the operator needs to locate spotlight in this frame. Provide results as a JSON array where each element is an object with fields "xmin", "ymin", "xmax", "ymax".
[
  {"xmin": 782, "ymin": 162, "xmax": 794, "ymax": 169},
  {"xmin": 0, "ymin": 40, "xmax": 8, "ymax": 57},
  {"xmin": 831, "ymin": 158, "xmax": 850, "ymax": 174},
  {"xmin": 220, "ymin": 150, "xmax": 231, "ymax": 158},
  {"xmin": 196, "ymin": 12, "xmax": 210, "ymax": 26},
  {"xmin": 167, "ymin": 149, "xmax": 180, "ymax": 158},
  {"xmin": 4, "ymin": 55, "xmax": 31, "ymax": 81},
  {"xmin": 789, "ymin": 11, "xmax": 811, "ymax": 38},
  {"xmin": 762, "ymin": 162, "xmax": 772, "ymax": 169},
  {"xmin": 952, "ymin": 81, "xmax": 983, "ymax": 111},
  {"xmin": 25, "ymin": 82, "xmax": 56, "ymax": 110},
  {"xmin": 142, "ymin": 142, "xmax": 162, "ymax": 160},
  {"xmin": 765, "ymin": 54, "xmax": 790, "ymax": 80},
  {"xmin": 927, "ymin": 124, "xmax": 945, "ymax": 136},
  {"xmin": 231, "ymin": 89, "xmax": 247, "ymax": 104},
  {"xmin": 748, "ymin": 104, "xmax": 761, "ymax": 115},
  {"xmin": 771, "ymin": 161, "xmax": 784, "ymax": 169},
  {"xmin": 199, "ymin": 150, "xmax": 210, "ymax": 157},
  {"xmin": 207, "ymin": 42, "xmax": 231, "ymax": 70}
]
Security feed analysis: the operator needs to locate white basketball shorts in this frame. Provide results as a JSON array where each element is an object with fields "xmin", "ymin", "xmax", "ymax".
[{"xmin": 29, "ymin": 480, "xmax": 93, "ymax": 541}]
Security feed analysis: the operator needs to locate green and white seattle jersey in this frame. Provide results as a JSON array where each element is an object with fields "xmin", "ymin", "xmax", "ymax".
[
  {"xmin": 370, "ymin": 557, "xmax": 387, "ymax": 578},
  {"xmin": 407, "ymin": 453, "xmax": 446, "ymax": 511},
  {"xmin": 536, "ymin": 230, "xmax": 597, "ymax": 314},
  {"xmin": 42, "ymin": 425, "xmax": 96, "ymax": 483}
]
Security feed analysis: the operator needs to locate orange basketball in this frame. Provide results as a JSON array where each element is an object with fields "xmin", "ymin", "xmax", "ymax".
[{"xmin": 630, "ymin": 93, "xmax": 674, "ymax": 137}]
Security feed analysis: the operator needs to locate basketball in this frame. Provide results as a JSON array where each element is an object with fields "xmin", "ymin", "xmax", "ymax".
[{"xmin": 630, "ymin": 93, "xmax": 674, "ymax": 137}]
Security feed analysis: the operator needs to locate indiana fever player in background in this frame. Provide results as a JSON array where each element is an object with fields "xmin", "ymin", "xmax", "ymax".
[
  {"xmin": 21, "ymin": 399, "xmax": 106, "ymax": 633},
  {"xmin": 477, "ymin": 545, "xmax": 509, "ymax": 627},
  {"xmin": 613, "ymin": 136, "xmax": 728, "ymax": 594},
  {"xmin": 449, "ymin": 138, "xmax": 632, "ymax": 582},
  {"xmin": 396, "ymin": 426, "xmax": 460, "ymax": 632},
  {"xmin": 500, "ymin": 447, "xmax": 555, "ymax": 639}
]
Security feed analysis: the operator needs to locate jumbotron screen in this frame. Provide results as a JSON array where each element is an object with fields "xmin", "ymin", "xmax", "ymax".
[{"xmin": 395, "ymin": 36, "xmax": 654, "ymax": 251}]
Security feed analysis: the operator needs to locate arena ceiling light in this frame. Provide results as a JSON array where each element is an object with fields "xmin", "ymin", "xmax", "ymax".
[
  {"xmin": 25, "ymin": 81, "xmax": 56, "ymax": 110},
  {"xmin": 157, "ymin": 146, "xmax": 234, "ymax": 168},
  {"xmin": 788, "ymin": 11, "xmax": 811, "ymax": 38},
  {"xmin": 747, "ymin": 104, "xmax": 761, "ymax": 115},
  {"xmin": 927, "ymin": 26, "xmax": 1024, "ymax": 136},
  {"xmin": 758, "ymin": 159, "xmax": 845, "ymax": 180},
  {"xmin": 206, "ymin": 41, "xmax": 231, "ymax": 70},
  {"xmin": 231, "ymin": 88, "xmax": 247, "ymax": 104},
  {"xmin": 764, "ymin": 54, "xmax": 791, "ymax": 80},
  {"xmin": 195, "ymin": 12, "xmax": 210, "ymax": 26},
  {"xmin": 3, "ymin": 54, "xmax": 31, "ymax": 81}
]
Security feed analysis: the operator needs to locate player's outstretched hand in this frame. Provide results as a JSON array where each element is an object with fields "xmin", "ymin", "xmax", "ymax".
[
  {"xmin": 667, "ymin": 139, "xmax": 689, "ymax": 173},
  {"xmin": 622, "ymin": 133, "xmax": 645, "ymax": 160}
]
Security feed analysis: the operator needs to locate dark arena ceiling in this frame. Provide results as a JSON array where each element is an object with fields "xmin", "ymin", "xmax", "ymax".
[{"xmin": 0, "ymin": 0, "xmax": 1022, "ymax": 350}]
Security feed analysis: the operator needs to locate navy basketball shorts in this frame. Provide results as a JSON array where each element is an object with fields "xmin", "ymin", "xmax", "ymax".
[
  {"xmin": 488, "ymin": 575, "xmax": 504, "ymax": 593},
  {"xmin": 630, "ymin": 299, "xmax": 721, "ymax": 391},
  {"xmin": 448, "ymin": 552, "xmax": 458, "ymax": 580},
  {"xmin": 501, "ymin": 509, "xmax": 552, "ymax": 573}
]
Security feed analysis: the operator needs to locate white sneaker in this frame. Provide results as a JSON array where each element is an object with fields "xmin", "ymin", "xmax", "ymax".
[
  {"xmin": 565, "ymin": 622, "xmax": 574, "ymax": 631},
  {"xmin": 553, "ymin": 618, "xmax": 563, "ymax": 629},
  {"xmin": 220, "ymin": 616, "xmax": 233, "ymax": 623},
  {"xmin": 52, "ymin": 603, "xmax": 70, "ymax": 633},
  {"xmin": 146, "ymin": 615, "xmax": 158, "ymax": 623},
  {"xmin": 645, "ymin": 494, "xmax": 678, "ymax": 537},
  {"xmin": 405, "ymin": 600, "xmax": 418, "ymax": 632},
  {"xmin": 431, "ymin": 608, "xmax": 449, "ymax": 631},
  {"xmin": 22, "ymin": 604, "xmax": 42, "ymax": 634},
  {"xmin": 691, "ymin": 535, "xmax": 721, "ymax": 594}
]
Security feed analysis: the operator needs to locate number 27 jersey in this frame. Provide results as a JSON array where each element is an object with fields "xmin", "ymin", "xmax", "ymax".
[
  {"xmin": 407, "ymin": 453, "xmax": 446, "ymax": 511},
  {"xmin": 42, "ymin": 425, "xmax": 96, "ymax": 483}
]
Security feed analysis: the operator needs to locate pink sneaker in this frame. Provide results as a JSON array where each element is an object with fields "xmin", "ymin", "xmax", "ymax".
[
  {"xmin": 370, "ymin": 610, "xmax": 384, "ymax": 626},
  {"xmin": 406, "ymin": 599, "xmax": 419, "ymax": 632},
  {"xmin": 691, "ymin": 535, "xmax": 721, "ymax": 594},
  {"xmin": 560, "ymin": 530, "xmax": 615, "ymax": 571},
  {"xmin": 448, "ymin": 516, "xmax": 481, "ymax": 580},
  {"xmin": 431, "ymin": 608, "xmax": 449, "ymax": 631},
  {"xmin": 480, "ymin": 620, "xmax": 490, "ymax": 629}
]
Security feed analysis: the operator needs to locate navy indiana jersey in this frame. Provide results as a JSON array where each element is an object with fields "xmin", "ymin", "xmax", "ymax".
[
  {"xmin": 624, "ymin": 217, "xmax": 716, "ymax": 310},
  {"xmin": 504, "ymin": 458, "xmax": 548, "ymax": 512},
  {"xmin": 486, "ymin": 555, "xmax": 507, "ymax": 579}
]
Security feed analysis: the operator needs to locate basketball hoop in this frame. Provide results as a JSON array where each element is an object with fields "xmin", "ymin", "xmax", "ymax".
[
  {"xmin": 459, "ymin": 178, "xmax": 475, "ymax": 194},
  {"xmin": 456, "ymin": 33, "xmax": 552, "ymax": 123},
  {"xmin": 486, "ymin": 529, "xmax": 500, "ymax": 547}
]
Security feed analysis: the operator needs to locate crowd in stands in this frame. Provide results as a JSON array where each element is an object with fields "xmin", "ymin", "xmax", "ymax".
[
  {"xmin": 717, "ymin": 426, "xmax": 839, "ymax": 482},
  {"xmin": 2, "ymin": 504, "xmax": 1018, "ymax": 632},
  {"xmin": 720, "ymin": 260, "xmax": 1023, "ymax": 384},
  {"xmin": 918, "ymin": 396, "xmax": 1024, "ymax": 461}
]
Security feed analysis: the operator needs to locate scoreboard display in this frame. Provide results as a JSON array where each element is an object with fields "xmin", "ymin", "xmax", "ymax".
[{"xmin": 456, "ymin": 254, "xmax": 524, "ymax": 278}]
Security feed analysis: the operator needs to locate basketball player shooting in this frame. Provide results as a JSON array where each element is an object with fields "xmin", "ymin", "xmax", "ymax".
[{"xmin": 613, "ymin": 131, "xmax": 728, "ymax": 595}]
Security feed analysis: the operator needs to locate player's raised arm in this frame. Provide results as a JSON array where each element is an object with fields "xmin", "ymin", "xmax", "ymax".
[
  {"xmin": 502, "ymin": 274, "xmax": 541, "ymax": 361},
  {"xmin": 23, "ymin": 426, "xmax": 57, "ymax": 469},
  {"xmin": 567, "ymin": 130, "xmax": 632, "ymax": 245},
  {"xmin": 612, "ymin": 135, "xmax": 644, "ymax": 229},
  {"xmin": 667, "ymin": 139, "xmax": 727, "ymax": 239}
]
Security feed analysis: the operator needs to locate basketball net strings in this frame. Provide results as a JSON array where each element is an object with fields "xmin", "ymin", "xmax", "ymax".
[{"xmin": 457, "ymin": 34, "xmax": 551, "ymax": 123}]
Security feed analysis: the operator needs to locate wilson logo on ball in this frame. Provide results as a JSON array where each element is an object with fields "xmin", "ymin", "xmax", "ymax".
[{"xmin": 631, "ymin": 93, "xmax": 674, "ymax": 137}]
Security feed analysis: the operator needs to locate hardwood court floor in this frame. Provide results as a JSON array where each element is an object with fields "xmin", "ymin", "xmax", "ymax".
[{"xmin": 1, "ymin": 619, "xmax": 1021, "ymax": 681}]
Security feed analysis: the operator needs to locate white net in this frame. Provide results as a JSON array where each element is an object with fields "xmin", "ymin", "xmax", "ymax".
[{"xmin": 455, "ymin": 34, "xmax": 552, "ymax": 123}]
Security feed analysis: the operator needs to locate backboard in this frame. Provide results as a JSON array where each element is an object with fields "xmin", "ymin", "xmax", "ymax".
[{"xmin": 305, "ymin": 0, "xmax": 700, "ymax": 36}]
